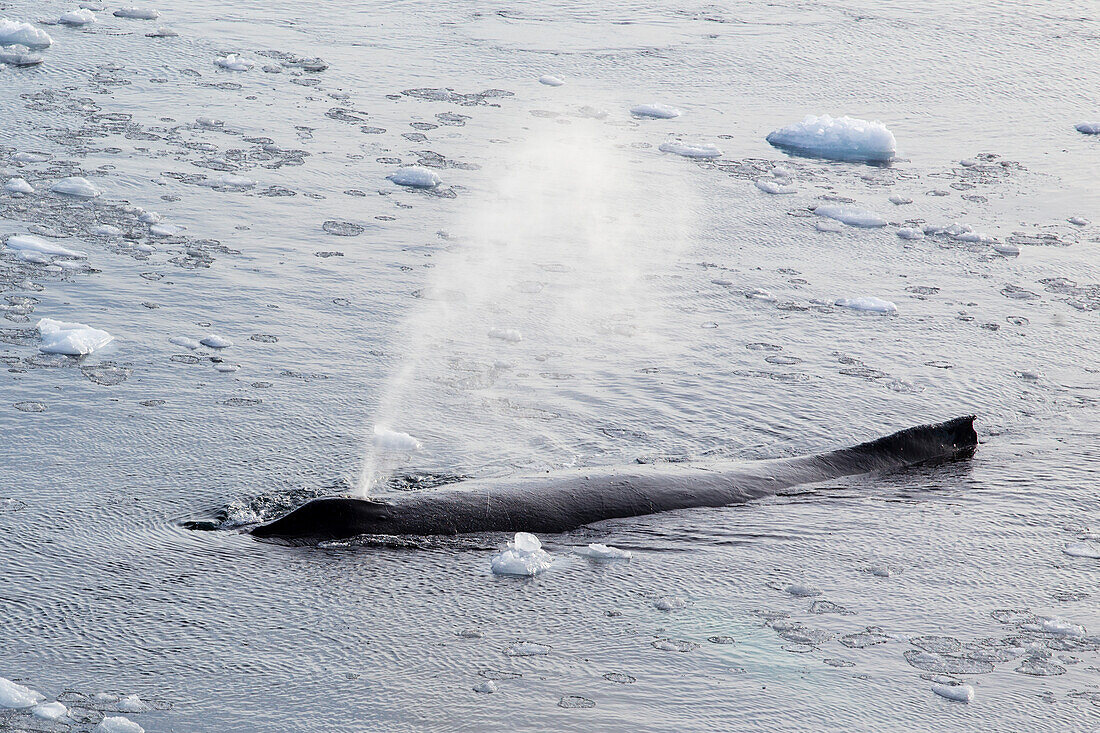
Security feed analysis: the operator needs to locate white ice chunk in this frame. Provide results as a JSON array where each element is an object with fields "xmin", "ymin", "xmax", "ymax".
[
  {"xmin": 0, "ymin": 19, "xmax": 53, "ymax": 48},
  {"xmin": 11, "ymin": 151, "xmax": 49, "ymax": 163},
  {"xmin": 32, "ymin": 701, "xmax": 69, "ymax": 720},
  {"xmin": 215, "ymin": 173, "xmax": 254, "ymax": 189},
  {"xmin": 630, "ymin": 103, "xmax": 682, "ymax": 119},
  {"xmin": 1063, "ymin": 541, "xmax": 1100, "ymax": 558},
  {"xmin": 149, "ymin": 223, "xmax": 181, "ymax": 236},
  {"xmin": 137, "ymin": 211, "xmax": 161, "ymax": 223},
  {"xmin": 658, "ymin": 140, "xmax": 721, "ymax": 158},
  {"xmin": 897, "ymin": 227, "xmax": 924, "ymax": 240},
  {"xmin": 755, "ymin": 179, "xmax": 797, "ymax": 195},
  {"xmin": 1020, "ymin": 616, "xmax": 1086, "ymax": 637},
  {"xmin": 388, "ymin": 166, "xmax": 441, "ymax": 188},
  {"xmin": 37, "ymin": 318, "xmax": 113, "ymax": 355},
  {"xmin": 0, "ymin": 45, "xmax": 43, "ymax": 66},
  {"xmin": 59, "ymin": 8, "xmax": 96, "ymax": 25},
  {"xmin": 0, "ymin": 678, "xmax": 44, "ymax": 708},
  {"xmin": 51, "ymin": 176, "xmax": 101, "ymax": 198},
  {"xmin": 93, "ymin": 224, "xmax": 121, "ymax": 236},
  {"xmin": 215, "ymin": 53, "xmax": 253, "ymax": 71},
  {"xmin": 199, "ymin": 334, "xmax": 232, "ymax": 348},
  {"xmin": 813, "ymin": 205, "xmax": 887, "ymax": 227},
  {"xmin": 113, "ymin": 7, "xmax": 158, "ymax": 19},
  {"xmin": 97, "ymin": 716, "xmax": 144, "ymax": 733},
  {"xmin": 472, "ymin": 680, "xmax": 497, "ymax": 693},
  {"xmin": 835, "ymin": 297, "xmax": 897, "ymax": 314},
  {"xmin": 491, "ymin": 532, "xmax": 552, "ymax": 576},
  {"xmin": 1068, "ymin": 216, "xmax": 1089, "ymax": 226},
  {"xmin": 4, "ymin": 177, "xmax": 33, "ymax": 194},
  {"xmin": 373, "ymin": 426, "xmax": 422, "ymax": 451},
  {"xmin": 488, "ymin": 327, "xmax": 522, "ymax": 343},
  {"xmin": 783, "ymin": 583, "xmax": 822, "ymax": 597},
  {"xmin": 145, "ymin": 26, "xmax": 177, "ymax": 37},
  {"xmin": 577, "ymin": 543, "xmax": 632, "ymax": 560},
  {"xmin": 888, "ymin": 195, "xmax": 912, "ymax": 205},
  {"xmin": 169, "ymin": 336, "xmax": 200, "ymax": 349},
  {"xmin": 931, "ymin": 683, "xmax": 974, "ymax": 703},
  {"xmin": 1076, "ymin": 122, "xmax": 1100, "ymax": 135},
  {"xmin": 5, "ymin": 235, "xmax": 86, "ymax": 258},
  {"xmin": 538, "ymin": 75, "xmax": 564, "ymax": 86},
  {"xmin": 993, "ymin": 242, "xmax": 1020, "ymax": 256},
  {"xmin": 766, "ymin": 115, "xmax": 896, "ymax": 162},
  {"xmin": 116, "ymin": 694, "xmax": 150, "ymax": 713}
]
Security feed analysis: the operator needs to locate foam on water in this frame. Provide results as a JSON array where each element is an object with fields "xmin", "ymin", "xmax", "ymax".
[{"xmin": 373, "ymin": 426, "xmax": 421, "ymax": 451}]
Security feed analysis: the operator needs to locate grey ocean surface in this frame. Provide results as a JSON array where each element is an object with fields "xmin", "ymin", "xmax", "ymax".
[{"xmin": 1, "ymin": 0, "xmax": 1098, "ymax": 730}]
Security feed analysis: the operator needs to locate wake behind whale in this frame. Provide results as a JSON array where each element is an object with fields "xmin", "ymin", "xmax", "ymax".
[{"xmin": 251, "ymin": 416, "xmax": 978, "ymax": 543}]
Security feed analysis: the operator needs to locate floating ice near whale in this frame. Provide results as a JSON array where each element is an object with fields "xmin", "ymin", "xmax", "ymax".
[
  {"xmin": 4, "ymin": 177, "xmax": 33, "ymax": 193},
  {"xmin": 97, "ymin": 716, "xmax": 144, "ymax": 733},
  {"xmin": 373, "ymin": 426, "xmax": 421, "ymax": 451},
  {"xmin": 51, "ymin": 177, "xmax": 101, "ymax": 198},
  {"xmin": 215, "ymin": 54, "xmax": 253, "ymax": 71},
  {"xmin": 658, "ymin": 140, "xmax": 721, "ymax": 158},
  {"xmin": 388, "ymin": 166, "xmax": 440, "ymax": 188},
  {"xmin": 0, "ymin": 19, "xmax": 53, "ymax": 48},
  {"xmin": 755, "ymin": 179, "xmax": 797, "ymax": 194},
  {"xmin": 889, "ymin": 195, "xmax": 913, "ymax": 205},
  {"xmin": 835, "ymin": 297, "xmax": 897, "ymax": 314},
  {"xmin": 32, "ymin": 701, "xmax": 68, "ymax": 720},
  {"xmin": 897, "ymin": 227, "xmax": 924, "ymax": 240},
  {"xmin": 491, "ymin": 532, "xmax": 552, "ymax": 576},
  {"xmin": 538, "ymin": 75, "xmax": 564, "ymax": 86},
  {"xmin": 0, "ymin": 45, "xmax": 43, "ymax": 66},
  {"xmin": 630, "ymin": 103, "xmax": 682, "ymax": 119},
  {"xmin": 200, "ymin": 334, "xmax": 232, "ymax": 348},
  {"xmin": 169, "ymin": 336, "xmax": 200, "ymax": 349},
  {"xmin": 113, "ymin": 7, "xmax": 158, "ymax": 19},
  {"xmin": 577, "ymin": 543, "xmax": 632, "ymax": 560},
  {"xmin": 117, "ymin": 694, "xmax": 150, "ymax": 713},
  {"xmin": 5, "ymin": 235, "xmax": 86, "ymax": 258},
  {"xmin": 37, "ymin": 318, "xmax": 114, "ymax": 355},
  {"xmin": 931, "ymin": 683, "xmax": 973, "ymax": 702},
  {"xmin": 215, "ymin": 173, "xmax": 255, "ymax": 189},
  {"xmin": 0, "ymin": 677, "xmax": 43, "ymax": 708},
  {"xmin": 1076, "ymin": 122, "xmax": 1100, "ymax": 135},
  {"xmin": 766, "ymin": 115, "xmax": 896, "ymax": 162},
  {"xmin": 813, "ymin": 205, "xmax": 887, "ymax": 227},
  {"xmin": 59, "ymin": 8, "xmax": 96, "ymax": 25}
]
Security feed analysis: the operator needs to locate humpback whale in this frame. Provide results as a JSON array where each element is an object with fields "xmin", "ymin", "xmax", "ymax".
[{"xmin": 251, "ymin": 416, "xmax": 977, "ymax": 543}]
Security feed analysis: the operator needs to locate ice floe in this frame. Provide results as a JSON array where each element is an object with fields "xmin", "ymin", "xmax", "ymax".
[
  {"xmin": 373, "ymin": 426, "xmax": 421, "ymax": 451},
  {"xmin": 51, "ymin": 177, "xmax": 101, "ymax": 198},
  {"xmin": 993, "ymin": 242, "xmax": 1020, "ymax": 256},
  {"xmin": 59, "ymin": 8, "xmax": 96, "ymax": 25},
  {"xmin": 5, "ymin": 234, "xmax": 87, "ymax": 258},
  {"xmin": 4, "ymin": 177, "xmax": 34, "ymax": 193},
  {"xmin": 169, "ymin": 336, "xmax": 200, "ymax": 349},
  {"xmin": 813, "ymin": 205, "xmax": 887, "ymax": 227},
  {"xmin": 888, "ymin": 195, "xmax": 912, "ymax": 205},
  {"xmin": 577, "ymin": 543, "xmax": 632, "ymax": 560},
  {"xmin": 215, "ymin": 173, "xmax": 255, "ymax": 189},
  {"xmin": 0, "ymin": 677, "xmax": 43, "ymax": 708},
  {"xmin": 32, "ymin": 701, "xmax": 69, "ymax": 720},
  {"xmin": 835, "ymin": 297, "xmax": 898, "ymax": 314},
  {"xmin": 11, "ymin": 151, "xmax": 49, "ymax": 163},
  {"xmin": 1063, "ymin": 541, "xmax": 1100, "ymax": 558},
  {"xmin": 897, "ymin": 227, "xmax": 924, "ymax": 240},
  {"xmin": 630, "ymin": 103, "xmax": 681, "ymax": 119},
  {"xmin": 113, "ymin": 7, "xmax": 159, "ymax": 19},
  {"xmin": 488, "ymin": 327, "xmax": 522, "ymax": 342},
  {"xmin": 215, "ymin": 54, "xmax": 253, "ymax": 71},
  {"xmin": 755, "ymin": 179, "xmax": 796, "ymax": 194},
  {"xmin": 145, "ymin": 26, "xmax": 176, "ymax": 37},
  {"xmin": 766, "ymin": 115, "xmax": 896, "ymax": 162},
  {"xmin": 0, "ymin": 19, "xmax": 53, "ymax": 48},
  {"xmin": 149, "ymin": 223, "xmax": 181, "ymax": 236},
  {"xmin": 0, "ymin": 45, "xmax": 43, "ymax": 66},
  {"xmin": 658, "ymin": 140, "xmax": 721, "ymax": 158},
  {"xmin": 199, "ymin": 334, "xmax": 232, "ymax": 348},
  {"xmin": 538, "ymin": 75, "xmax": 564, "ymax": 86},
  {"xmin": 37, "ymin": 318, "xmax": 113, "ymax": 355},
  {"xmin": 94, "ymin": 224, "xmax": 121, "ymax": 236},
  {"xmin": 1068, "ymin": 216, "xmax": 1089, "ymax": 226},
  {"xmin": 490, "ymin": 532, "xmax": 552, "ymax": 576},
  {"xmin": 97, "ymin": 716, "xmax": 144, "ymax": 733},
  {"xmin": 117, "ymin": 694, "xmax": 150, "ymax": 713},
  {"xmin": 388, "ymin": 166, "xmax": 440, "ymax": 188},
  {"xmin": 931, "ymin": 683, "xmax": 974, "ymax": 703},
  {"xmin": 1075, "ymin": 122, "xmax": 1100, "ymax": 135}
]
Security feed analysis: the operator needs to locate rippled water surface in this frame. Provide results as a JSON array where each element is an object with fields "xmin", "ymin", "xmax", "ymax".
[{"xmin": 1, "ymin": 0, "xmax": 1098, "ymax": 730}]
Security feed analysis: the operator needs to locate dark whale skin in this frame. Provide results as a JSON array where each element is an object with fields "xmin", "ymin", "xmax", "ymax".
[{"xmin": 251, "ymin": 416, "xmax": 977, "ymax": 542}]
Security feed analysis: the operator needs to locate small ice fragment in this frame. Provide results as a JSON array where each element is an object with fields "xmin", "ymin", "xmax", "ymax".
[
  {"xmin": 472, "ymin": 680, "xmax": 497, "ymax": 693},
  {"xmin": 32, "ymin": 701, "xmax": 68, "ymax": 720},
  {"xmin": 94, "ymin": 224, "xmax": 121, "ymax": 236},
  {"xmin": 97, "ymin": 716, "xmax": 144, "ymax": 733},
  {"xmin": 199, "ymin": 334, "xmax": 232, "ymax": 348},
  {"xmin": 755, "ymin": 179, "xmax": 797, "ymax": 194},
  {"xmin": 488, "ymin": 327, "xmax": 522, "ymax": 343},
  {"xmin": 747, "ymin": 288, "xmax": 775, "ymax": 301},
  {"xmin": 4, "ymin": 178, "xmax": 33, "ymax": 194},
  {"xmin": 1076, "ymin": 122, "xmax": 1100, "ymax": 135},
  {"xmin": 17, "ymin": 250, "xmax": 51, "ymax": 264},
  {"xmin": 214, "ymin": 363, "xmax": 239, "ymax": 373},
  {"xmin": 113, "ymin": 7, "xmax": 159, "ymax": 19},
  {"xmin": 169, "ymin": 336, "xmax": 200, "ymax": 349},
  {"xmin": 373, "ymin": 426, "xmax": 422, "ymax": 451},
  {"xmin": 931, "ymin": 683, "xmax": 974, "ymax": 703},
  {"xmin": 577, "ymin": 543, "xmax": 631, "ymax": 560},
  {"xmin": 215, "ymin": 173, "xmax": 255, "ymax": 189},
  {"xmin": 51, "ymin": 176, "xmax": 101, "ymax": 198},
  {"xmin": 388, "ymin": 166, "xmax": 441, "ymax": 188},
  {"xmin": 11, "ymin": 151, "xmax": 49, "ymax": 163},
  {"xmin": 149, "ymin": 223, "xmax": 181, "ymax": 236},
  {"xmin": 897, "ymin": 227, "xmax": 924, "ymax": 240},
  {"xmin": 5, "ymin": 235, "xmax": 87, "ymax": 258},
  {"xmin": 491, "ymin": 532, "xmax": 552, "ymax": 576},
  {"xmin": 138, "ymin": 211, "xmax": 161, "ymax": 223},
  {"xmin": 813, "ymin": 205, "xmax": 887, "ymax": 228},
  {"xmin": 0, "ymin": 677, "xmax": 44, "ymax": 708},
  {"xmin": 215, "ymin": 54, "xmax": 254, "ymax": 71},
  {"xmin": 1023, "ymin": 616, "xmax": 1085, "ymax": 637},
  {"xmin": 888, "ymin": 195, "xmax": 912, "ymax": 205},
  {"xmin": 116, "ymin": 694, "xmax": 150, "ymax": 713},
  {"xmin": 815, "ymin": 219, "xmax": 844, "ymax": 233},
  {"xmin": 655, "ymin": 596, "xmax": 687, "ymax": 611},
  {"xmin": 766, "ymin": 115, "xmax": 896, "ymax": 162},
  {"xmin": 1068, "ymin": 216, "xmax": 1089, "ymax": 226},
  {"xmin": 784, "ymin": 583, "xmax": 822, "ymax": 597},
  {"xmin": 59, "ymin": 8, "xmax": 96, "ymax": 25},
  {"xmin": 869, "ymin": 564, "xmax": 892, "ymax": 577},
  {"xmin": 659, "ymin": 140, "xmax": 721, "ymax": 158},
  {"xmin": 0, "ymin": 45, "xmax": 43, "ymax": 66},
  {"xmin": 1063, "ymin": 541, "xmax": 1100, "ymax": 558},
  {"xmin": 37, "ymin": 318, "xmax": 113, "ymax": 355},
  {"xmin": 993, "ymin": 242, "xmax": 1020, "ymax": 256},
  {"xmin": 538, "ymin": 75, "xmax": 564, "ymax": 86},
  {"xmin": 0, "ymin": 19, "xmax": 54, "ymax": 48},
  {"xmin": 835, "ymin": 297, "xmax": 897, "ymax": 314},
  {"xmin": 630, "ymin": 103, "xmax": 682, "ymax": 119},
  {"xmin": 145, "ymin": 26, "xmax": 176, "ymax": 37},
  {"xmin": 771, "ymin": 165, "xmax": 793, "ymax": 178}
]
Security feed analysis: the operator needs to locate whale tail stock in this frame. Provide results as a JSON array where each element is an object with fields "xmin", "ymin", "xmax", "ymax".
[{"xmin": 806, "ymin": 414, "xmax": 978, "ymax": 478}]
